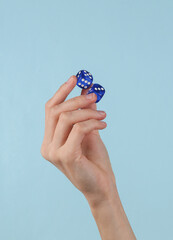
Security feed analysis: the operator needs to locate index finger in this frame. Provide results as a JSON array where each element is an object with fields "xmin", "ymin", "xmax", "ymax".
[{"xmin": 47, "ymin": 75, "xmax": 77, "ymax": 107}]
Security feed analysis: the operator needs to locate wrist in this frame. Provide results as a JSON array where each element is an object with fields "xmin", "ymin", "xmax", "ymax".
[
  {"xmin": 86, "ymin": 186, "xmax": 136, "ymax": 240},
  {"xmin": 85, "ymin": 181, "xmax": 119, "ymax": 211},
  {"xmin": 88, "ymin": 187, "xmax": 122, "ymax": 218}
]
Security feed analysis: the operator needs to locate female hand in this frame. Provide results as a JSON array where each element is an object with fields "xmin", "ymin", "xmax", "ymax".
[
  {"xmin": 41, "ymin": 75, "xmax": 116, "ymax": 206},
  {"xmin": 41, "ymin": 75, "xmax": 136, "ymax": 239}
]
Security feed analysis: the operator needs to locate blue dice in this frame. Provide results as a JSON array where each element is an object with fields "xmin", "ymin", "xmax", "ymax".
[
  {"xmin": 86, "ymin": 83, "xmax": 105, "ymax": 103},
  {"xmin": 76, "ymin": 70, "xmax": 105, "ymax": 103},
  {"xmin": 76, "ymin": 70, "xmax": 93, "ymax": 89}
]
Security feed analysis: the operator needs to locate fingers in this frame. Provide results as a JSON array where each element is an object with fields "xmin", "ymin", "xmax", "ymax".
[
  {"xmin": 53, "ymin": 92, "xmax": 97, "ymax": 115},
  {"xmin": 53, "ymin": 109, "xmax": 106, "ymax": 147},
  {"xmin": 47, "ymin": 75, "xmax": 77, "ymax": 107},
  {"xmin": 65, "ymin": 119, "xmax": 107, "ymax": 152},
  {"xmin": 43, "ymin": 75, "xmax": 77, "ymax": 144},
  {"xmin": 44, "ymin": 83, "xmax": 97, "ymax": 144},
  {"xmin": 81, "ymin": 84, "xmax": 97, "ymax": 111}
]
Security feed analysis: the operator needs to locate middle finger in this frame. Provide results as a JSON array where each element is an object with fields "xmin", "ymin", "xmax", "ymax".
[{"xmin": 53, "ymin": 92, "xmax": 97, "ymax": 117}]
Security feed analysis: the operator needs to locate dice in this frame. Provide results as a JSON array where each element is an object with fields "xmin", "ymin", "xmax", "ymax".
[
  {"xmin": 86, "ymin": 83, "xmax": 105, "ymax": 103},
  {"xmin": 76, "ymin": 70, "xmax": 93, "ymax": 89},
  {"xmin": 76, "ymin": 70, "xmax": 105, "ymax": 103}
]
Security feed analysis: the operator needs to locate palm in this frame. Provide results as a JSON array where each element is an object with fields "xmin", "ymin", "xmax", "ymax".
[{"xmin": 69, "ymin": 131, "xmax": 114, "ymax": 197}]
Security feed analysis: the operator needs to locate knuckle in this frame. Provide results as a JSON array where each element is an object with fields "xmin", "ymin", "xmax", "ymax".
[
  {"xmin": 73, "ymin": 122, "xmax": 84, "ymax": 133},
  {"xmin": 59, "ymin": 147, "xmax": 75, "ymax": 164},
  {"xmin": 45, "ymin": 99, "xmax": 52, "ymax": 110},
  {"xmin": 71, "ymin": 96, "xmax": 81, "ymax": 106},
  {"xmin": 57, "ymin": 147, "xmax": 72, "ymax": 165},
  {"xmin": 49, "ymin": 107, "xmax": 59, "ymax": 118},
  {"xmin": 41, "ymin": 144, "xmax": 62, "ymax": 166},
  {"xmin": 48, "ymin": 147, "xmax": 61, "ymax": 164},
  {"xmin": 59, "ymin": 112, "xmax": 70, "ymax": 123},
  {"xmin": 48, "ymin": 148, "xmax": 57, "ymax": 161},
  {"xmin": 40, "ymin": 145, "xmax": 49, "ymax": 160}
]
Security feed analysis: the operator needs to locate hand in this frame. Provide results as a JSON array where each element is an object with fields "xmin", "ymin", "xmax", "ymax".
[
  {"xmin": 41, "ymin": 75, "xmax": 116, "ymax": 206},
  {"xmin": 41, "ymin": 75, "xmax": 136, "ymax": 239}
]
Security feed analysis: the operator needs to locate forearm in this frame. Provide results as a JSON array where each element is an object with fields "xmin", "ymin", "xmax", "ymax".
[{"xmin": 87, "ymin": 187, "xmax": 136, "ymax": 240}]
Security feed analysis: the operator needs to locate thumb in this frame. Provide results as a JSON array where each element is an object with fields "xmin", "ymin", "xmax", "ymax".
[{"xmin": 81, "ymin": 84, "xmax": 97, "ymax": 111}]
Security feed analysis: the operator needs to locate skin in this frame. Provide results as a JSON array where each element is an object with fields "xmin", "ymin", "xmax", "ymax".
[{"xmin": 41, "ymin": 75, "xmax": 136, "ymax": 240}]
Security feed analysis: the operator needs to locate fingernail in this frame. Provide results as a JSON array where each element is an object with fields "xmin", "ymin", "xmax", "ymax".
[
  {"xmin": 66, "ymin": 76, "xmax": 74, "ymax": 84},
  {"xmin": 86, "ymin": 93, "xmax": 95, "ymax": 99},
  {"xmin": 101, "ymin": 121, "xmax": 107, "ymax": 126},
  {"xmin": 98, "ymin": 111, "xmax": 106, "ymax": 116}
]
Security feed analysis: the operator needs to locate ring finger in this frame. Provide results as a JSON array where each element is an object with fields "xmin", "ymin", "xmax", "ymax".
[{"xmin": 52, "ymin": 109, "xmax": 106, "ymax": 147}]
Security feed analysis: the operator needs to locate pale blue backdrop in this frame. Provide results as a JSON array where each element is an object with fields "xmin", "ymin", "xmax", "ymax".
[{"xmin": 0, "ymin": 0, "xmax": 173, "ymax": 239}]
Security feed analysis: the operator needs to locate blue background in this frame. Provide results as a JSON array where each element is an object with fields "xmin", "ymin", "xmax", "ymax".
[{"xmin": 0, "ymin": 0, "xmax": 173, "ymax": 239}]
